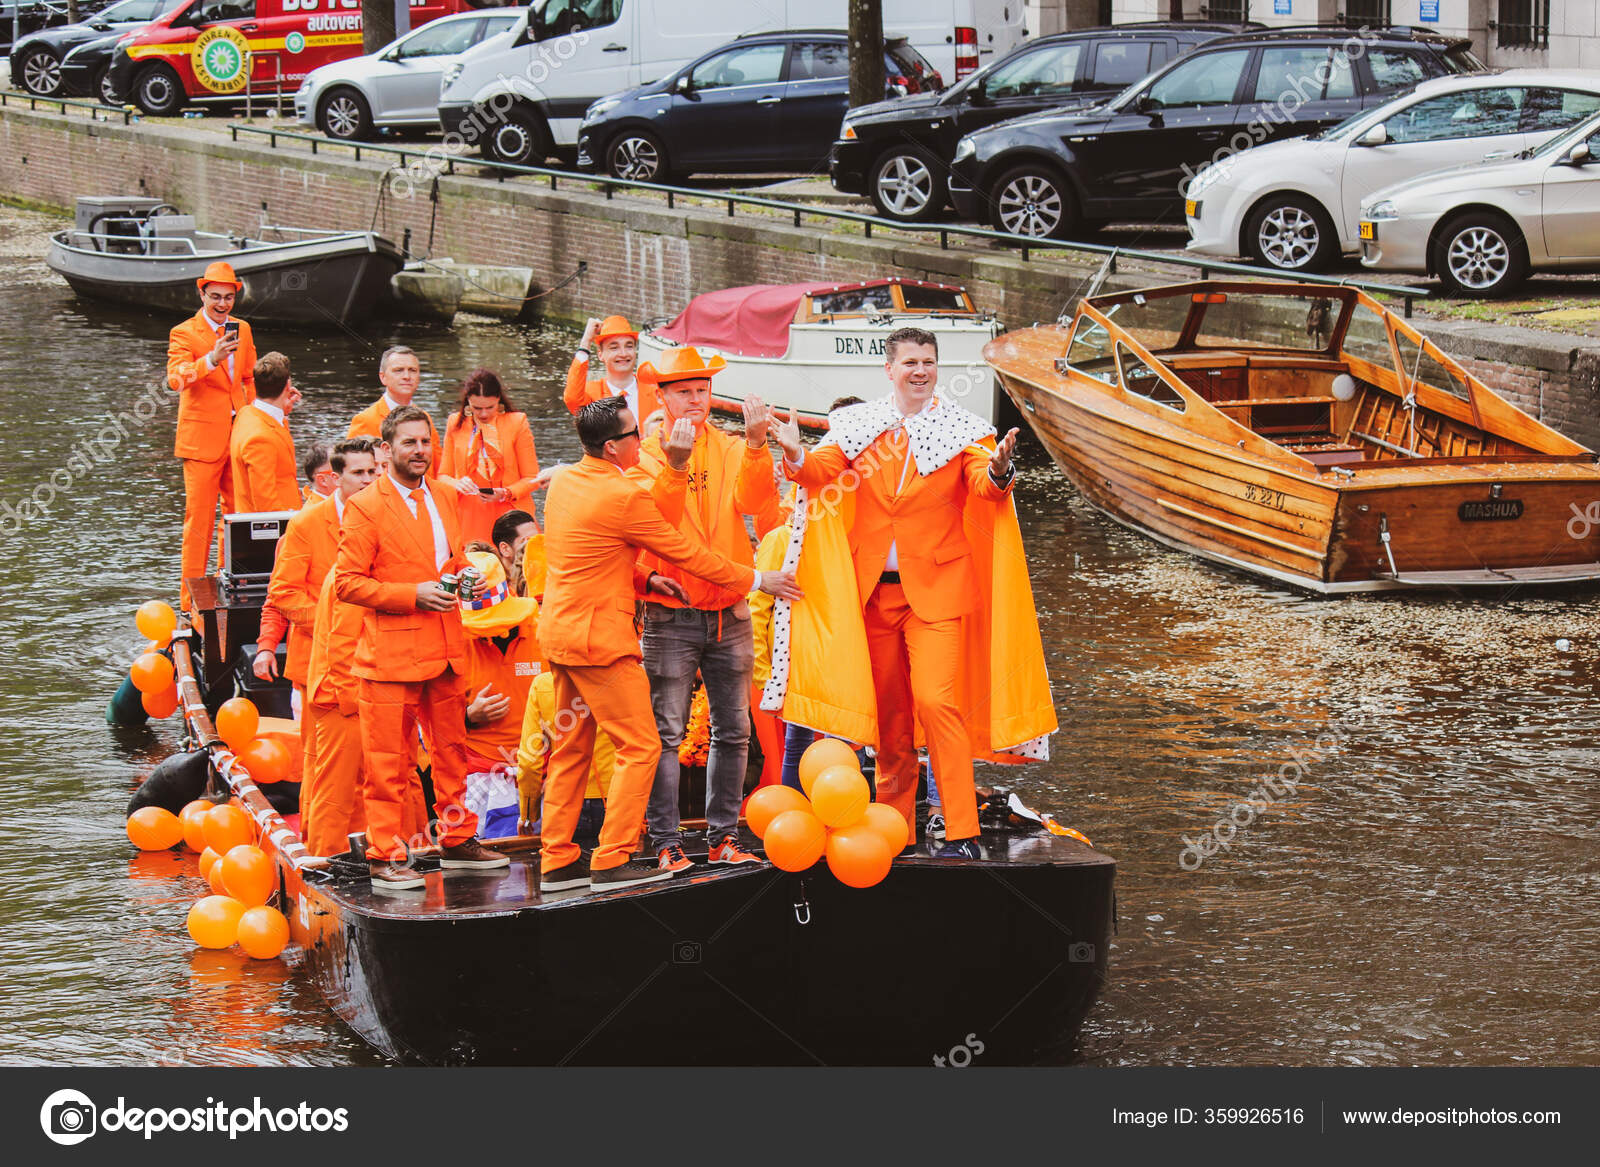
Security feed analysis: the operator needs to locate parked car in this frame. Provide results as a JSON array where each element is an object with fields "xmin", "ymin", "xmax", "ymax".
[
  {"xmin": 294, "ymin": 9, "xmax": 520, "ymax": 141},
  {"xmin": 58, "ymin": 28, "xmax": 123, "ymax": 103},
  {"xmin": 1359, "ymin": 110, "xmax": 1600, "ymax": 297},
  {"xmin": 108, "ymin": 0, "xmax": 482, "ymax": 117},
  {"xmin": 946, "ymin": 25, "xmax": 1484, "ymax": 239},
  {"xmin": 8, "ymin": 0, "xmax": 161, "ymax": 95},
  {"xmin": 576, "ymin": 31, "xmax": 941, "ymax": 182},
  {"xmin": 439, "ymin": 0, "xmax": 1021, "ymax": 167},
  {"xmin": 0, "ymin": 0, "xmax": 91, "ymax": 57},
  {"xmin": 1186, "ymin": 70, "xmax": 1600, "ymax": 272},
  {"xmin": 831, "ymin": 22, "xmax": 1248, "ymax": 223}
]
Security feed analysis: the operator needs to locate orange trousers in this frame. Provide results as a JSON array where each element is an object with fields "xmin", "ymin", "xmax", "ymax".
[
  {"xmin": 301, "ymin": 702, "xmax": 366, "ymax": 856},
  {"xmin": 864, "ymin": 582, "xmax": 979, "ymax": 841},
  {"xmin": 543, "ymin": 659, "xmax": 658, "ymax": 874},
  {"xmin": 358, "ymin": 668, "xmax": 476, "ymax": 862},
  {"xmin": 180, "ymin": 454, "xmax": 234, "ymax": 606},
  {"xmin": 750, "ymin": 681, "xmax": 784, "ymax": 788}
]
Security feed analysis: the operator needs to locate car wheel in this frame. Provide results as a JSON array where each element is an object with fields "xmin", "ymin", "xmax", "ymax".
[
  {"xmin": 869, "ymin": 144, "xmax": 946, "ymax": 222},
  {"xmin": 96, "ymin": 64, "xmax": 121, "ymax": 107},
  {"xmin": 132, "ymin": 64, "xmax": 184, "ymax": 117},
  {"xmin": 484, "ymin": 108, "xmax": 549, "ymax": 167},
  {"xmin": 1245, "ymin": 194, "xmax": 1338, "ymax": 273},
  {"xmin": 1432, "ymin": 212, "xmax": 1529, "ymax": 298},
  {"xmin": 990, "ymin": 163, "xmax": 1079, "ymax": 240},
  {"xmin": 606, "ymin": 130, "xmax": 668, "ymax": 182},
  {"xmin": 19, "ymin": 47, "xmax": 62, "ymax": 97},
  {"xmin": 318, "ymin": 87, "xmax": 373, "ymax": 141}
]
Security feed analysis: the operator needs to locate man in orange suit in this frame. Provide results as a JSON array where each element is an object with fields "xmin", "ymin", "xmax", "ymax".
[
  {"xmin": 229, "ymin": 351, "xmax": 302, "ymax": 514},
  {"xmin": 776, "ymin": 327, "xmax": 1019, "ymax": 859},
  {"xmin": 334, "ymin": 404, "xmax": 507, "ymax": 890},
  {"xmin": 348, "ymin": 345, "xmax": 441, "ymax": 476},
  {"xmin": 167, "ymin": 260, "xmax": 257, "ymax": 608},
  {"xmin": 563, "ymin": 315, "xmax": 661, "ymax": 423},
  {"xmin": 537, "ymin": 396, "xmax": 801, "ymax": 893}
]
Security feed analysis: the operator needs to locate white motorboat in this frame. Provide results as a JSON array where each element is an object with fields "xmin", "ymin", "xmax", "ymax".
[{"xmin": 640, "ymin": 279, "xmax": 1004, "ymax": 428}]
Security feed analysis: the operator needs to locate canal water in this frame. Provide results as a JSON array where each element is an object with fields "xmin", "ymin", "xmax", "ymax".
[{"xmin": 2, "ymin": 204, "xmax": 1596, "ymax": 1067}]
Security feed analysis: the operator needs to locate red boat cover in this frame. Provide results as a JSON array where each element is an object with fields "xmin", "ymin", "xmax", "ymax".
[{"xmin": 654, "ymin": 282, "xmax": 837, "ymax": 359}]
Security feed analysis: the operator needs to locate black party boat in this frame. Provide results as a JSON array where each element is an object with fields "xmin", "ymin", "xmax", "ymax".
[{"xmin": 161, "ymin": 578, "xmax": 1115, "ymax": 1066}]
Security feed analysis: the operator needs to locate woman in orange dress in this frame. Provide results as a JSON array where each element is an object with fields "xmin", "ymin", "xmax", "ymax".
[{"xmin": 441, "ymin": 368, "xmax": 541, "ymax": 545}]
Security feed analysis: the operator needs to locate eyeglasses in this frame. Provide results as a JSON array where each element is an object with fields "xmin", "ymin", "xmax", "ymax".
[{"xmin": 607, "ymin": 428, "xmax": 640, "ymax": 444}]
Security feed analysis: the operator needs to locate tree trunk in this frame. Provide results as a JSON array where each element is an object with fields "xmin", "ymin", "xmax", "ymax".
[
  {"xmin": 363, "ymin": 0, "xmax": 397, "ymax": 55},
  {"xmin": 848, "ymin": 0, "xmax": 884, "ymax": 110},
  {"xmin": 68, "ymin": 1, "xmax": 80, "ymax": 24}
]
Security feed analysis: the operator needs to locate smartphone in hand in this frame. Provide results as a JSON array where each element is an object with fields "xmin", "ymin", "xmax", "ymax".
[{"xmin": 223, "ymin": 320, "xmax": 240, "ymax": 340}]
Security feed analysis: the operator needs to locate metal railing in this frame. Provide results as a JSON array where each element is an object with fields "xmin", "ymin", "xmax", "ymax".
[{"xmin": 0, "ymin": 87, "xmax": 133, "ymax": 124}]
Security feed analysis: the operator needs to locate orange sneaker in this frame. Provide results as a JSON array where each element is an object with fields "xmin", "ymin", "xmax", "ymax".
[
  {"xmin": 708, "ymin": 834, "xmax": 761, "ymax": 866},
  {"xmin": 657, "ymin": 843, "xmax": 693, "ymax": 874}
]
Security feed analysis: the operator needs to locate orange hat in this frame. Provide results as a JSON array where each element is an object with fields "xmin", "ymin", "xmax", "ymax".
[
  {"xmin": 196, "ymin": 261, "xmax": 244, "ymax": 293},
  {"xmin": 639, "ymin": 345, "xmax": 728, "ymax": 384},
  {"xmin": 594, "ymin": 315, "xmax": 638, "ymax": 344}
]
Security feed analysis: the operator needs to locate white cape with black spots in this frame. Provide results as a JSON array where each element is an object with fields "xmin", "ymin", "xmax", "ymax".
[{"xmin": 761, "ymin": 395, "xmax": 1050, "ymax": 761}]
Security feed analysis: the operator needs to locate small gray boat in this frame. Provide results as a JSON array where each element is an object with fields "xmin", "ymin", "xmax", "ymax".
[{"xmin": 46, "ymin": 196, "xmax": 406, "ymax": 327}]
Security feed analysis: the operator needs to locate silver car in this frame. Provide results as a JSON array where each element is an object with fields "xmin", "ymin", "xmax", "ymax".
[
  {"xmin": 295, "ymin": 10, "xmax": 521, "ymax": 141},
  {"xmin": 1359, "ymin": 110, "xmax": 1600, "ymax": 297}
]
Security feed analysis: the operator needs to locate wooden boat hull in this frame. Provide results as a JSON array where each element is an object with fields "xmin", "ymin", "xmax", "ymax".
[{"xmin": 170, "ymin": 629, "xmax": 1114, "ymax": 1065}]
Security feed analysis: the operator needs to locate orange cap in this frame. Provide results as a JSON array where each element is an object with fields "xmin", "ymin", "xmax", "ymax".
[
  {"xmin": 594, "ymin": 315, "xmax": 638, "ymax": 344},
  {"xmin": 639, "ymin": 346, "xmax": 728, "ymax": 384},
  {"xmin": 196, "ymin": 261, "xmax": 244, "ymax": 293}
]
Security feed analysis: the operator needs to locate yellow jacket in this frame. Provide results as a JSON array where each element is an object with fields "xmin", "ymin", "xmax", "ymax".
[
  {"xmin": 750, "ymin": 521, "xmax": 791, "ymax": 688},
  {"xmin": 515, "ymin": 671, "xmax": 614, "ymax": 822}
]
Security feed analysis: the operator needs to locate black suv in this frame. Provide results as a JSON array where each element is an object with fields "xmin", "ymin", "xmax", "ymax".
[
  {"xmin": 832, "ymin": 22, "xmax": 1248, "ymax": 223},
  {"xmin": 946, "ymin": 25, "xmax": 1484, "ymax": 239},
  {"xmin": 576, "ymin": 31, "xmax": 942, "ymax": 183}
]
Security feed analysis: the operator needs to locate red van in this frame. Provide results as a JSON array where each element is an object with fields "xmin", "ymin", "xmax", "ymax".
[{"xmin": 109, "ymin": 0, "xmax": 483, "ymax": 116}]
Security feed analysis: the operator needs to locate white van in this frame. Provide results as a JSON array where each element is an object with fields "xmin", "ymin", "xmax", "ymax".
[{"xmin": 436, "ymin": 0, "xmax": 1025, "ymax": 165}]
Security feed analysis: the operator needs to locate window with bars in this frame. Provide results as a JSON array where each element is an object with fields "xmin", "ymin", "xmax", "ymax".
[
  {"xmin": 1199, "ymin": 1, "xmax": 1249, "ymax": 21},
  {"xmin": 1343, "ymin": 1, "xmax": 1392, "ymax": 26},
  {"xmin": 1497, "ymin": 0, "xmax": 1551, "ymax": 48}
]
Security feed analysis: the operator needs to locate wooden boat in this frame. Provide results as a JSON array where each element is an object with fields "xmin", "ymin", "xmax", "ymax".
[
  {"xmin": 166, "ymin": 577, "xmax": 1115, "ymax": 1065},
  {"xmin": 986, "ymin": 280, "xmax": 1600, "ymax": 593},
  {"xmin": 640, "ymin": 279, "xmax": 1003, "ymax": 428},
  {"xmin": 46, "ymin": 196, "xmax": 405, "ymax": 326}
]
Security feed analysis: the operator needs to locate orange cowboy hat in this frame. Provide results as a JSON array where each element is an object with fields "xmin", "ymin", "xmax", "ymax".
[
  {"xmin": 459, "ymin": 549, "xmax": 540, "ymax": 637},
  {"xmin": 639, "ymin": 346, "xmax": 728, "ymax": 384},
  {"xmin": 594, "ymin": 315, "xmax": 638, "ymax": 344},
  {"xmin": 196, "ymin": 261, "xmax": 245, "ymax": 293}
]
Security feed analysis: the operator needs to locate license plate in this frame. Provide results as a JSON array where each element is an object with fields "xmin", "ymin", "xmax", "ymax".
[
  {"xmin": 1184, "ymin": 198, "xmax": 1198, "ymax": 218},
  {"xmin": 1359, "ymin": 221, "xmax": 1375, "ymax": 241}
]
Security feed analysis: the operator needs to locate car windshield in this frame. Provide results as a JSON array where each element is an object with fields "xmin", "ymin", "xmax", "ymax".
[
  {"xmin": 1527, "ymin": 111, "xmax": 1600, "ymax": 159},
  {"xmin": 101, "ymin": 0, "xmax": 179, "ymax": 20}
]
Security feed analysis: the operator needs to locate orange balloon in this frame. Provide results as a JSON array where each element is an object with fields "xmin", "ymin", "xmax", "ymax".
[
  {"xmin": 186, "ymin": 895, "xmax": 246, "ymax": 949},
  {"xmin": 207, "ymin": 859, "xmax": 230, "ymax": 895},
  {"xmin": 825, "ymin": 824, "xmax": 894, "ymax": 889},
  {"xmin": 810, "ymin": 765, "xmax": 870, "ymax": 828},
  {"xmin": 763, "ymin": 809, "xmax": 826, "ymax": 872},
  {"xmin": 236, "ymin": 905, "xmax": 290, "ymax": 960},
  {"xmin": 135, "ymin": 600, "xmax": 177, "ymax": 644},
  {"xmin": 179, "ymin": 799, "xmax": 214, "ymax": 851},
  {"xmin": 862, "ymin": 802, "xmax": 910, "ymax": 855},
  {"xmin": 202, "ymin": 803, "xmax": 255, "ymax": 855},
  {"xmin": 745, "ymin": 785, "xmax": 811, "ymax": 839},
  {"xmin": 215, "ymin": 697, "xmax": 260, "ymax": 753},
  {"xmin": 198, "ymin": 846, "xmax": 222, "ymax": 879},
  {"xmin": 798, "ymin": 737, "xmax": 858, "ymax": 797},
  {"xmin": 220, "ymin": 844, "xmax": 276, "ymax": 907},
  {"xmin": 130, "ymin": 652, "xmax": 175, "ymax": 695},
  {"xmin": 126, "ymin": 806, "xmax": 183, "ymax": 851},
  {"xmin": 236, "ymin": 737, "xmax": 290, "ymax": 785},
  {"xmin": 141, "ymin": 686, "xmax": 179, "ymax": 718}
]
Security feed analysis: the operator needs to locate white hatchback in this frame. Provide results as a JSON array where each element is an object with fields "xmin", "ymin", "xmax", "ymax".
[
  {"xmin": 295, "ymin": 9, "xmax": 522, "ymax": 141},
  {"xmin": 1185, "ymin": 70, "xmax": 1600, "ymax": 272}
]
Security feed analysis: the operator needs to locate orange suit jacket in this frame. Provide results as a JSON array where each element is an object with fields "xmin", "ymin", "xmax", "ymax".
[
  {"xmin": 347, "ymin": 396, "xmax": 443, "ymax": 476},
  {"xmin": 265, "ymin": 492, "xmax": 343, "ymax": 685},
  {"xmin": 307, "ymin": 567, "xmax": 364, "ymax": 715},
  {"xmin": 540, "ymin": 456, "xmax": 758, "ymax": 668},
  {"xmin": 439, "ymin": 410, "xmax": 541, "ymax": 499},
  {"xmin": 334, "ymin": 475, "xmax": 466, "ymax": 682},
  {"xmin": 229, "ymin": 402, "xmax": 301, "ymax": 514},
  {"xmin": 790, "ymin": 432, "xmax": 1012, "ymax": 622},
  {"xmin": 167, "ymin": 310, "xmax": 256, "ymax": 461},
  {"xmin": 563, "ymin": 356, "xmax": 661, "ymax": 421}
]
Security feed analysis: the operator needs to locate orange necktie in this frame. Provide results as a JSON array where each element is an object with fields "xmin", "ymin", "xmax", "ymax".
[{"xmin": 409, "ymin": 488, "xmax": 437, "ymax": 567}]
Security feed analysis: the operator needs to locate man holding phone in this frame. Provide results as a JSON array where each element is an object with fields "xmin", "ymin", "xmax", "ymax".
[{"xmin": 167, "ymin": 261, "xmax": 257, "ymax": 610}]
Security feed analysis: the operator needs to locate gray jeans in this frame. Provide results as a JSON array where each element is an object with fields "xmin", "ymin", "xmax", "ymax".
[{"xmin": 642, "ymin": 601, "xmax": 754, "ymax": 851}]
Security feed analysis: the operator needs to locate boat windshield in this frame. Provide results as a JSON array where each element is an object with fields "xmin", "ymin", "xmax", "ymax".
[
  {"xmin": 900, "ymin": 284, "xmax": 969, "ymax": 311},
  {"xmin": 1097, "ymin": 293, "xmax": 1191, "ymax": 353},
  {"xmin": 1191, "ymin": 292, "xmax": 1339, "ymax": 352},
  {"xmin": 812, "ymin": 285, "xmax": 895, "ymax": 315}
]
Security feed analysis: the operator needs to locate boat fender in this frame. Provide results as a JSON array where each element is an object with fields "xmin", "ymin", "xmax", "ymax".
[
  {"xmin": 106, "ymin": 674, "xmax": 149, "ymax": 727},
  {"xmin": 126, "ymin": 748, "xmax": 212, "ymax": 816}
]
